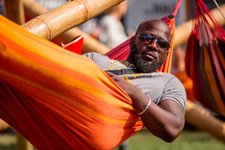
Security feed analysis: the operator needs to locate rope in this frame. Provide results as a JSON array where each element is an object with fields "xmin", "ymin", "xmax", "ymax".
[
  {"xmin": 213, "ymin": 0, "xmax": 225, "ymax": 19},
  {"xmin": 172, "ymin": 0, "xmax": 182, "ymax": 16}
]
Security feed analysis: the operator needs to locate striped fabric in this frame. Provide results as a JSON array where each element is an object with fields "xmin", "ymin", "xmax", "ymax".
[
  {"xmin": 185, "ymin": 0, "xmax": 225, "ymax": 116},
  {"xmin": 0, "ymin": 15, "xmax": 143, "ymax": 149}
]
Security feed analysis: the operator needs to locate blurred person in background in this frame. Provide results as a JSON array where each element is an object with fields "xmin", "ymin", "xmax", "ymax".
[
  {"xmin": 0, "ymin": 0, "xmax": 3, "ymax": 15},
  {"xmin": 34, "ymin": 0, "xmax": 68, "ymax": 10},
  {"xmin": 79, "ymin": 14, "xmax": 104, "ymax": 40},
  {"xmin": 99, "ymin": 1, "xmax": 131, "ymax": 49}
]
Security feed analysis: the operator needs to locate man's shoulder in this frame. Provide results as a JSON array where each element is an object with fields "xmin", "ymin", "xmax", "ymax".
[
  {"xmin": 152, "ymin": 72, "xmax": 184, "ymax": 88},
  {"xmin": 151, "ymin": 72, "xmax": 176, "ymax": 78},
  {"xmin": 83, "ymin": 52, "xmax": 112, "ymax": 67},
  {"xmin": 162, "ymin": 73, "xmax": 183, "ymax": 84},
  {"xmin": 83, "ymin": 52, "xmax": 106, "ymax": 59}
]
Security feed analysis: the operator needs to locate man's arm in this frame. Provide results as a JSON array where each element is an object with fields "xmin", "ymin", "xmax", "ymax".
[{"xmin": 106, "ymin": 72, "xmax": 185, "ymax": 142}]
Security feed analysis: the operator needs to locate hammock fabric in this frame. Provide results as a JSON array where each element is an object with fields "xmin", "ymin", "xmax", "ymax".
[
  {"xmin": 0, "ymin": 0, "xmax": 182, "ymax": 149},
  {"xmin": 105, "ymin": 0, "xmax": 182, "ymax": 73},
  {"xmin": 185, "ymin": 0, "xmax": 225, "ymax": 116},
  {"xmin": 0, "ymin": 15, "xmax": 143, "ymax": 149},
  {"xmin": 173, "ymin": 71, "xmax": 195, "ymax": 101}
]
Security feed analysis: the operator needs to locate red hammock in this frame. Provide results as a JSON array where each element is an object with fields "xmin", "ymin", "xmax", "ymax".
[
  {"xmin": 185, "ymin": 0, "xmax": 225, "ymax": 116},
  {"xmin": 0, "ymin": 0, "xmax": 182, "ymax": 149}
]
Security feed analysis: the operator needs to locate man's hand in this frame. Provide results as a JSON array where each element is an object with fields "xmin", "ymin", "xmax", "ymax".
[
  {"xmin": 106, "ymin": 71, "xmax": 142, "ymax": 99},
  {"xmin": 106, "ymin": 71, "xmax": 149, "ymax": 112}
]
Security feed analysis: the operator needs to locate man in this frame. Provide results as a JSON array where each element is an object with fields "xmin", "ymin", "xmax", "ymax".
[{"xmin": 84, "ymin": 19, "xmax": 186, "ymax": 142}]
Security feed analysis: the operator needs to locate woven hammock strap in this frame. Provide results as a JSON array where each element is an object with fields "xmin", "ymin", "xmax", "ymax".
[{"xmin": 172, "ymin": 0, "xmax": 182, "ymax": 16}]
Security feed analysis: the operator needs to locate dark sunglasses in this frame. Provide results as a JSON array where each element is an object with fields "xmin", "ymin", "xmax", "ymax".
[{"xmin": 136, "ymin": 34, "xmax": 170, "ymax": 50}]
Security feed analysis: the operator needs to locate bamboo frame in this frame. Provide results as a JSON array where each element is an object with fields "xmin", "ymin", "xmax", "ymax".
[
  {"xmin": 0, "ymin": 119, "xmax": 9, "ymax": 131},
  {"xmin": 23, "ymin": 0, "xmax": 110, "ymax": 54},
  {"xmin": 174, "ymin": 4, "xmax": 225, "ymax": 47},
  {"xmin": 185, "ymin": 100, "xmax": 225, "ymax": 142},
  {"xmin": 17, "ymin": 133, "xmax": 33, "ymax": 150},
  {"xmin": 22, "ymin": 0, "xmax": 124, "ymax": 40},
  {"xmin": 3, "ymin": 0, "xmax": 25, "ymax": 25}
]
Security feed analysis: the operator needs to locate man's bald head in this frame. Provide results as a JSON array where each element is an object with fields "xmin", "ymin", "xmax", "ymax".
[{"xmin": 136, "ymin": 19, "xmax": 172, "ymax": 43}]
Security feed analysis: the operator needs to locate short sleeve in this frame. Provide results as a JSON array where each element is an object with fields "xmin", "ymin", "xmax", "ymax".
[{"xmin": 161, "ymin": 76, "xmax": 187, "ymax": 112}]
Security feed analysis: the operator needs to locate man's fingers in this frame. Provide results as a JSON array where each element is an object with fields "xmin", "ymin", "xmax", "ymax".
[{"xmin": 105, "ymin": 71, "xmax": 115, "ymax": 77}]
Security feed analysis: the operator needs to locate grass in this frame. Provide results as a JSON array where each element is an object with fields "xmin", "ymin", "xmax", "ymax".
[
  {"xmin": 0, "ymin": 131, "xmax": 17, "ymax": 150},
  {"xmin": 1, "ymin": 128, "xmax": 225, "ymax": 150},
  {"xmin": 120, "ymin": 129, "xmax": 225, "ymax": 150}
]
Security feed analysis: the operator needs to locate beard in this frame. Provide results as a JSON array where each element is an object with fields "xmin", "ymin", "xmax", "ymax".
[{"xmin": 130, "ymin": 44, "xmax": 165, "ymax": 73}]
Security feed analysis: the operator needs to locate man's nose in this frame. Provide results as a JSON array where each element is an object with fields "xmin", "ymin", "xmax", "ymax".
[{"xmin": 147, "ymin": 39, "xmax": 158, "ymax": 50}]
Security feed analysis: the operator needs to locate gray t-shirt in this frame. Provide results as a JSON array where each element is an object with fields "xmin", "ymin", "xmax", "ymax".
[{"xmin": 84, "ymin": 52, "xmax": 186, "ymax": 111}]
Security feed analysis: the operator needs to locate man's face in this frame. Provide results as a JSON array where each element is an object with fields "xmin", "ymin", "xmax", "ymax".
[
  {"xmin": 130, "ymin": 20, "xmax": 171, "ymax": 73},
  {"xmin": 130, "ymin": 43, "xmax": 166, "ymax": 73}
]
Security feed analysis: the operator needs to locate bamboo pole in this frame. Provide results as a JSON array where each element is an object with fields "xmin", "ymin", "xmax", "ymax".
[
  {"xmin": 17, "ymin": 133, "xmax": 33, "ymax": 150},
  {"xmin": 185, "ymin": 100, "xmax": 225, "ymax": 142},
  {"xmin": 3, "ymin": 0, "xmax": 25, "ymax": 25},
  {"xmin": 23, "ymin": 0, "xmax": 110, "ymax": 54},
  {"xmin": 0, "ymin": 119, "xmax": 9, "ymax": 131},
  {"xmin": 22, "ymin": 0, "xmax": 124, "ymax": 40},
  {"xmin": 174, "ymin": 4, "xmax": 225, "ymax": 47}
]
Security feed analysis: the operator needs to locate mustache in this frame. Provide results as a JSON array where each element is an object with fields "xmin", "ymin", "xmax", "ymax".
[
  {"xmin": 131, "ymin": 44, "xmax": 157, "ymax": 60},
  {"xmin": 142, "ymin": 50, "xmax": 157, "ymax": 59}
]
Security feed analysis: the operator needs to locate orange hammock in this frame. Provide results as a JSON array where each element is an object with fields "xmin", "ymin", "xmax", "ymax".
[
  {"xmin": 0, "ymin": 1, "xmax": 181, "ymax": 149},
  {"xmin": 0, "ymin": 14, "xmax": 142, "ymax": 149}
]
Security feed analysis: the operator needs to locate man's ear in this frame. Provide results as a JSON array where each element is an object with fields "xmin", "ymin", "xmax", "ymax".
[
  {"xmin": 163, "ymin": 51, "xmax": 170, "ymax": 58},
  {"xmin": 166, "ymin": 51, "xmax": 169, "ymax": 56},
  {"xmin": 129, "ymin": 36, "xmax": 135, "ymax": 48}
]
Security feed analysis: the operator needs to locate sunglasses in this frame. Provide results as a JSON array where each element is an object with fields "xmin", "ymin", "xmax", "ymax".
[{"xmin": 136, "ymin": 34, "xmax": 170, "ymax": 52}]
